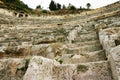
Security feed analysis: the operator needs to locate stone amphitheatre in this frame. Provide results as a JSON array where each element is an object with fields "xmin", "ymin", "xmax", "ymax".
[{"xmin": 0, "ymin": 1, "xmax": 120, "ymax": 80}]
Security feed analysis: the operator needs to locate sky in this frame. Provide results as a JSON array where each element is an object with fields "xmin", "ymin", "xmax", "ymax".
[{"xmin": 21, "ymin": 0, "xmax": 119, "ymax": 10}]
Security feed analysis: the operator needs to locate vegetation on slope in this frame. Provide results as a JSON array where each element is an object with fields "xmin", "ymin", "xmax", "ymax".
[{"xmin": 0, "ymin": 0, "xmax": 32, "ymax": 13}]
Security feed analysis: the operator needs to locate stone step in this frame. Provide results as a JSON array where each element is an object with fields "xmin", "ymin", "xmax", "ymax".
[
  {"xmin": 23, "ymin": 56, "xmax": 112, "ymax": 80},
  {"xmin": 78, "ymin": 30, "xmax": 97, "ymax": 35},
  {"xmin": 75, "ymin": 34, "xmax": 98, "ymax": 42},
  {"xmin": 75, "ymin": 40, "xmax": 100, "ymax": 46},
  {"xmin": 60, "ymin": 50, "xmax": 106, "ymax": 64},
  {"xmin": 52, "ymin": 61, "xmax": 112, "ymax": 80},
  {"xmin": 67, "ymin": 44, "xmax": 103, "ymax": 54},
  {"xmin": 79, "ymin": 30, "xmax": 96, "ymax": 34}
]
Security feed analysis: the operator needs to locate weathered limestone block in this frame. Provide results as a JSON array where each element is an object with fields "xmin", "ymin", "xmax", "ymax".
[
  {"xmin": 23, "ymin": 56, "xmax": 59, "ymax": 80},
  {"xmin": 61, "ymin": 50, "xmax": 106, "ymax": 64},
  {"xmin": 99, "ymin": 30, "xmax": 116, "ymax": 47},
  {"xmin": 110, "ymin": 46, "xmax": 120, "ymax": 61},
  {"xmin": 52, "ymin": 61, "xmax": 112, "ymax": 80},
  {"xmin": 67, "ymin": 26, "xmax": 82, "ymax": 43},
  {"xmin": 109, "ymin": 45, "xmax": 120, "ymax": 80},
  {"xmin": 31, "ymin": 44, "xmax": 49, "ymax": 56},
  {"xmin": 99, "ymin": 28, "xmax": 117, "ymax": 56},
  {"xmin": 105, "ymin": 40, "xmax": 115, "ymax": 56},
  {"xmin": 0, "ymin": 58, "xmax": 29, "ymax": 80},
  {"xmin": 23, "ymin": 56, "xmax": 112, "ymax": 80},
  {"xmin": 109, "ymin": 33, "xmax": 118, "ymax": 40},
  {"xmin": 101, "ymin": 36, "xmax": 115, "ymax": 56},
  {"xmin": 0, "ymin": 43, "xmax": 67, "ymax": 58},
  {"xmin": 17, "ymin": 44, "xmax": 49, "ymax": 57},
  {"xmin": 99, "ymin": 30, "xmax": 106, "ymax": 44},
  {"xmin": 75, "ymin": 25, "xmax": 82, "ymax": 32},
  {"xmin": 0, "ymin": 44, "xmax": 49, "ymax": 58},
  {"xmin": 95, "ymin": 24, "xmax": 106, "ymax": 31},
  {"xmin": 46, "ymin": 43, "xmax": 67, "ymax": 59},
  {"xmin": 68, "ymin": 29, "xmax": 77, "ymax": 43},
  {"xmin": 99, "ymin": 27, "xmax": 120, "ymax": 80},
  {"xmin": 60, "ymin": 54, "xmax": 87, "ymax": 64}
]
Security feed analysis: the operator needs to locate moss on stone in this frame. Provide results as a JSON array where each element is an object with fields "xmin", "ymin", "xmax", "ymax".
[{"xmin": 77, "ymin": 65, "xmax": 89, "ymax": 73}]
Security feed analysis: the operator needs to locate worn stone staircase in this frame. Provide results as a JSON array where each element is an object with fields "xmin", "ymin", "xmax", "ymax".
[
  {"xmin": 44, "ymin": 24, "xmax": 112, "ymax": 80},
  {"xmin": 0, "ymin": 1, "xmax": 120, "ymax": 80}
]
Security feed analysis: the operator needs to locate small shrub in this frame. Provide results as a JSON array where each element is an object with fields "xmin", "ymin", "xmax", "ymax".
[
  {"xmin": 70, "ymin": 6, "xmax": 76, "ymax": 10},
  {"xmin": 56, "ymin": 59, "xmax": 63, "ymax": 64},
  {"xmin": 42, "ymin": 10, "xmax": 48, "ymax": 14}
]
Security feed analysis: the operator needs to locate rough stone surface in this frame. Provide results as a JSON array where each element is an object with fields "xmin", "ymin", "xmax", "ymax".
[
  {"xmin": 0, "ymin": 58, "xmax": 29, "ymax": 80},
  {"xmin": 23, "ymin": 56, "xmax": 59, "ymax": 80},
  {"xmin": 99, "ymin": 27, "xmax": 120, "ymax": 80},
  {"xmin": 0, "ymin": 1, "xmax": 120, "ymax": 80},
  {"xmin": 24, "ymin": 56, "xmax": 112, "ymax": 80}
]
